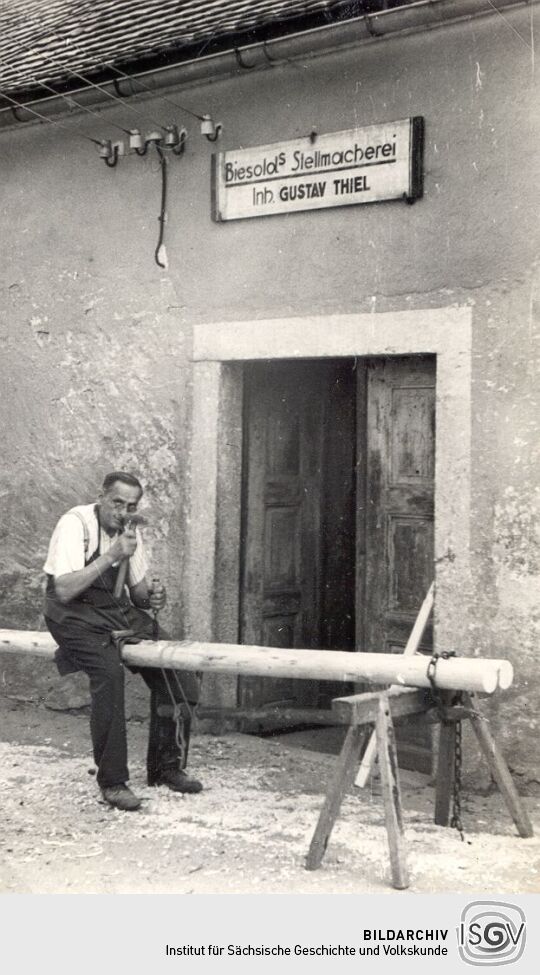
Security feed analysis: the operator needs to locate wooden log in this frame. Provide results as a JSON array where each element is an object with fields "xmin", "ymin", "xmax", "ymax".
[
  {"xmin": 0, "ymin": 630, "xmax": 513, "ymax": 694},
  {"xmin": 376, "ymin": 694, "xmax": 410, "ymax": 889},
  {"xmin": 356, "ymin": 583, "xmax": 434, "ymax": 788}
]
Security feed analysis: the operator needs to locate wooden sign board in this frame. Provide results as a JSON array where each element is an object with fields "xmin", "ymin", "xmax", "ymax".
[{"xmin": 212, "ymin": 117, "xmax": 423, "ymax": 222}]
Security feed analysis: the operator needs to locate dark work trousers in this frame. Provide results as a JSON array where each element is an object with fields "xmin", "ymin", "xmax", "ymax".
[{"xmin": 45, "ymin": 609, "xmax": 199, "ymax": 789}]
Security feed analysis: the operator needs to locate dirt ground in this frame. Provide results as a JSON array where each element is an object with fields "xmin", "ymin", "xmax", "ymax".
[{"xmin": 1, "ymin": 697, "xmax": 539, "ymax": 895}]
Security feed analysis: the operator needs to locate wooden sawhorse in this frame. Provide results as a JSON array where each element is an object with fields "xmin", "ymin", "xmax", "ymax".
[{"xmin": 305, "ymin": 686, "xmax": 533, "ymax": 889}]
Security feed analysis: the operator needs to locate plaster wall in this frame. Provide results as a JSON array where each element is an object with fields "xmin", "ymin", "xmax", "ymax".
[{"xmin": 0, "ymin": 9, "xmax": 538, "ymax": 785}]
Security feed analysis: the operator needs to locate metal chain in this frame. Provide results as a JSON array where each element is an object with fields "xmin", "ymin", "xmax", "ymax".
[
  {"xmin": 451, "ymin": 713, "xmax": 465, "ymax": 841},
  {"xmin": 427, "ymin": 652, "xmax": 465, "ymax": 841},
  {"xmin": 426, "ymin": 650, "xmax": 455, "ymax": 721}
]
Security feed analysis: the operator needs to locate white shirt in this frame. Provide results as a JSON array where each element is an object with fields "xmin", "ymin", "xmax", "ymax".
[{"xmin": 43, "ymin": 503, "xmax": 148, "ymax": 587}]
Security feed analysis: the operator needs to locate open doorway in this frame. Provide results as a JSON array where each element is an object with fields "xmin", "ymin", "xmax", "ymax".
[{"xmin": 239, "ymin": 354, "xmax": 436, "ymax": 770}]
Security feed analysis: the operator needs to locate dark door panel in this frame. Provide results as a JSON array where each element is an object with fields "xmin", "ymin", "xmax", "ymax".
[{"xmin": 240, "ymin": 359, "xmax": 356, "ymax": 715}]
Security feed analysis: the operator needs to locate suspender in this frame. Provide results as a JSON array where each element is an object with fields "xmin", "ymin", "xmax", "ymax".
[{"xmin": 70, "ymin": 507, "xmax": 101, "ymax": 564}]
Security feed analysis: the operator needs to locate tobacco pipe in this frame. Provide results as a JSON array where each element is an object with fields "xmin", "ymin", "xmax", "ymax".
[{"xmin": 113, "ymin": 512, "xmax": 146, "ymax": 600}]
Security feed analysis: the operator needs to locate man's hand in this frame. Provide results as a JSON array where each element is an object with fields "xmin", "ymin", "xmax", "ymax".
[
  {"xmin": 149, "ymin": 579, "xmax": 167, "ymax": 611},
  {"xmin": 108, "ymin": 529, "xmax": 138, "ymax": 563}
]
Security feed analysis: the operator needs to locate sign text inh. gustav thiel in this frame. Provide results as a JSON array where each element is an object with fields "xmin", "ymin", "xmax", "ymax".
[{"xmin": 212, "ymin": 117, "xmax": 423, "ymax": 221}]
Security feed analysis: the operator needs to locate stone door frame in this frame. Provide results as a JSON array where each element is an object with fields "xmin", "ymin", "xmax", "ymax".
[{"xmin": 187, "ymin": 308, "xmax": 472, "ymax": 707}]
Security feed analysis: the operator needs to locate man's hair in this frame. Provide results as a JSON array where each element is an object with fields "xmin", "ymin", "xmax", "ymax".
[{"xmin": 102, "ymin": 471, "xmax": 143, "ymax": 495}]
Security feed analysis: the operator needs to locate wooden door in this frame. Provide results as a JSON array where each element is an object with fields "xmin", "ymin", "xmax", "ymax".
[
  {"xmin": 240, "ymin": 359, "xmax": 356, "ymax": 712},
  {"xmin": 361, "ymin": 356, "xmax": 436, "ymax": 770}
]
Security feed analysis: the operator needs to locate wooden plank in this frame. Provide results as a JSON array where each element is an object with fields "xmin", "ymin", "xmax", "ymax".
[
  {"xmin": 376, "ymin": 694, "xmax": 410, "ymax": 889},
  {"xmin": 463, "ymin": 693, "xmax": 534, "ymax": 839},
  {"xmin": 0, "ymin": 630, "xmax": 514, "ymax": 694},
  {"xmin": 355, "ymin": 583, "xmax": 434, "ymax": 787},
  {"xmin": 391, "ymin": 709, "xmax": 439, "ymax": 728},
  {"xmin": 305, "ymin": 724, "xmax": 370, "ymax": 871},
  {"xmin": 333, "ymin": 687, "xmax": 431, "ymax": 725}
]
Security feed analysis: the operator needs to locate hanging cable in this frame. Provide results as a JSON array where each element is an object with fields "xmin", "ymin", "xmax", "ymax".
[
  {"xmin": 0, "ymin": 84, "xmax": 103, "ymax": 146},
  {"xmin": 154, "ymin": 144, "xmax": 168, "ymax": 269}
]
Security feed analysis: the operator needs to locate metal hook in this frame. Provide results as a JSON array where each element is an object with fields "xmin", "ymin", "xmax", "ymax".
[
  {"xmin": 262, "ymin": 40, "xmax": 280, "ymax": 65},
  {"xmin": 113, "ymin": 76, "xmax": 136, "ymax": 98},
  {"xmin": 201, "ymin": 115, "xmax": 223, "ymax": 142},
  {"xmin": 204, "ymin": 123, "xmax": 222, "ymax": 143},
  {"xmin": 364, "ymin": 15, "xmax": 382, "ymax": 38},
  {"xmin": 103, "ymin": 145, "xmax": 119, "ymax": 168},
  {"xmin": 234, "ymin": 47, "xmax": 257, "ymax": 70},
  {"xmin": 172, "ymin": 127, "xmax": 187, "ymax": 155}
]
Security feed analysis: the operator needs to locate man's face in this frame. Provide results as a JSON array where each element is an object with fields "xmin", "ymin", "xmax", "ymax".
[{"xmin": 98, "ymin": 481, "xmax": 142, "ymax": 534}]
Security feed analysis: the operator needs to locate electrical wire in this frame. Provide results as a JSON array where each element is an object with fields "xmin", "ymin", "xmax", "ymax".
[
  {"xmin": 484, "ymin": 0, "xmax": 534, "ymax": 51},
  {"xmin": 64, "ymin": 44, "xmax": 205, "ymax": 122},
  {"xmin": 0, "ymin": 0, "xmax": 208, "ymax": 123},
  {"xmin": 46, "ymin": 26, "xmax": 205, "ymax": 122},
  {"xmin": 0, "ymin": 0, "xmax": 95, "ymax": 51},
  {"xmin": 0, "ymin": 83, "xmax": 103, "ymax": 146},
  {"xmin": 0, "ymin": 6, "xmax": 167, "ymax": 135},
  {"xmin": 7, "ymin": 38, "xmax": 169, "ymax": 132},
  {"xmin": 0, "ymin": 52, "xmax": 131, "ymax": 135}
]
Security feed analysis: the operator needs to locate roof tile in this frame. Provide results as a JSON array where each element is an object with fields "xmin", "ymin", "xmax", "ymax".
[{"xmin": 0, "ymin": 0, "xmax": 387, "ymax": 96}]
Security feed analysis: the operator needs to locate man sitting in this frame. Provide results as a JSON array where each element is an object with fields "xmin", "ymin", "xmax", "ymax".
[{"xmin": 43, "ymin": 470, "xmax": 202, "ymax": 811}]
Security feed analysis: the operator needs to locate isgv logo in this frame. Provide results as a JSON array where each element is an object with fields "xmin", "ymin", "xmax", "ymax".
[{"xmin": 457, "ymin": 901, "xmax": 526, "ymax": 967}]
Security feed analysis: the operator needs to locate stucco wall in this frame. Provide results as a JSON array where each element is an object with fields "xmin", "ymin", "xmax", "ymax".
[{"xmin": 1, "ymin": 9, "xmax": 538, "ymax": 784}]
